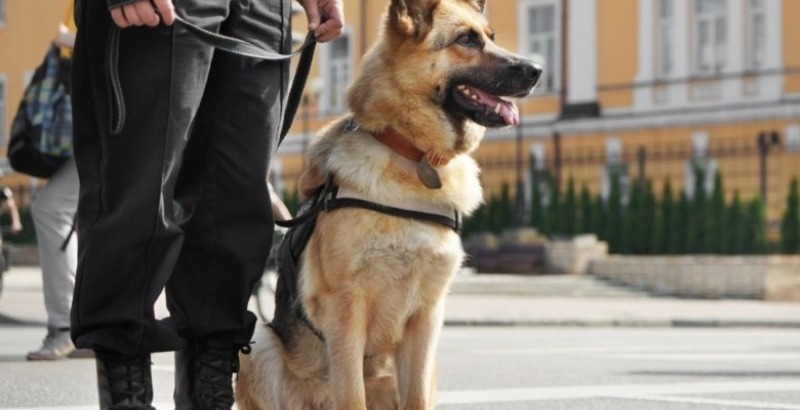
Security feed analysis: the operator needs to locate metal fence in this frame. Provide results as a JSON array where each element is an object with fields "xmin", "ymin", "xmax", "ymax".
[{"xmin": 474, "ymin": 130, "xmax": 800, "ymax": 237}]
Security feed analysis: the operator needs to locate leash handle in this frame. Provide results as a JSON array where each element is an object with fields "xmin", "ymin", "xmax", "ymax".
[
  {"xmin": 108, "ymin": 15, "xmax": 317, "ymax": 142},
  {"xmin": 174, "ymin": 15, "xmax": 315, "ymax": 62}
]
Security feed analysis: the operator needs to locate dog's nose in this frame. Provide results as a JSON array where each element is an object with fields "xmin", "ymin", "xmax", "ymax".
[{"xmin": 510, "ymin": 59, "xmax": 542, "ymax": 86}]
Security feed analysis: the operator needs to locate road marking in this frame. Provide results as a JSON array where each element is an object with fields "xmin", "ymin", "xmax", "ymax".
[
  {"xmin": 608, "ymin": 352, "xmax": 800, "ymax": 362},
  {"xmin": 437, "ymin": 379, "xmax": 800, "ymax": 405},
  {"xmin": 611, "ymin": 394, "xmax": 800, "ymax": 410},
  {"xmin": 5, "ymin": 380, "xmax": 799, "ymax": 409},
  {"xmin": 463, "ymin": 344, "xmax": 757, "ymax": 355}
]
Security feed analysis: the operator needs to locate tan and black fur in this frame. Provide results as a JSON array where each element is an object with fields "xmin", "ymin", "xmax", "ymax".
[{"xmin": 235, "ymin": 0, "xmax": 540, "ymax": 408}]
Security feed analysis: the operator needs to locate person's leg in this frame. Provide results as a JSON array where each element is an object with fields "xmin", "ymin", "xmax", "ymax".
[
  {"xmin": 168, "ymin": 0, "xmax": 290, "ymax": 407},
  {"xmin": 71, "ymin": 0, "xmax": 228, "ymax": 357},
  {"xmin": 27, "ymin": 158, "xmax": 78, "ymax": 360},
  {"xmin": 70, "ymin": 0, "xmax": 229, "ymax": 406}
]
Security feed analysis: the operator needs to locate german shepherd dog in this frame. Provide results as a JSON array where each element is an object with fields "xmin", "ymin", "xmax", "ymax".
[{"xmin": 235, "ymin": 0, "xmax": 540, "ymax": 408}]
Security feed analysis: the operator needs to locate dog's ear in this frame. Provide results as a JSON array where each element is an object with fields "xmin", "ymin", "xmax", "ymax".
[
  {"xmin": 388, "ymin": 0, "xmax": 440, "ymax": 39},
  {"xmin": 466, "ymin": 0, "xmax": 487, "ymax": 13}
]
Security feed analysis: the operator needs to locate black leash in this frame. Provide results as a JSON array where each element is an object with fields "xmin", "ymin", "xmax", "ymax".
[{"xmin": 107, "ymin": 14, "xmax": 317, "ymax": 142}]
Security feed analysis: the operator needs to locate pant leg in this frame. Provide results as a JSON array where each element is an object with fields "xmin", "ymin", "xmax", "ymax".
[
  {"xmin": 31, "ymin": 158, "xmax": 79, "ymax": 330},
  {"xmin": 70, "ymin": 0, "xmax": 232, "ymax": 355},
  {"xmin": 166, "ymin": 0, "xmax": 291, "ymax": 346}
]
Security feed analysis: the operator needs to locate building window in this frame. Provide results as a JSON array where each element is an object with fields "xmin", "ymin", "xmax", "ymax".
[
  {"xmin": 656, "ymin": 0, "xmax": 674, "ymax": 78},
  {"xmin": 520, "ymin": 0, "xmax": 560, "ymax": 92},
  {"xmin": 745, "ymin": 0, "xmax": 766, "ymax": 70},
  {"xmin": 320, "ymin": 30, "xmax": 352, "ymax": 113},
  {"xmin": 0, "ymin": 0, "xmax": 6, "ymax": 28},
  {"xmin": 0, "ymin": 75, "xmax": 7, "ymax": 145},
  {"xmin": 693, "ymin": 0, "xmax": 728, "ymax": 75}
]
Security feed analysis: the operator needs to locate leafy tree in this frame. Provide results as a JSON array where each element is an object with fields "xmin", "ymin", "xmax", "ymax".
[
  {"xmin": 578, "ymin": 185, "xmax": 593, "ymax": 234},
  {"xmin": 497, "ymin": 182, "xmax": 514, "ymax": 232},
  {"xmin": 592, "ymin": 194, "xmax": 607, "ymax": 242},
  {"xmin": 529, "ymin": 174, "xmax": 545, "ymax": 232},
  {"xmin": 544, "ymin": 175, "xmax": 561, "ymax": 236},
  {"xmin": 745, "ymin": 197, "xmax": 768, "ymax": 254},
  {"xmin": 652, "ymin": 180, "xmax": 674, "ymax": 254},
  {"xmin": 723, "ymin": 191, "xmax": 746, "ymax": 254},
  {"xmin": 606, "ymin": 173, "xmax": 624, "ymax": 253},
  {"xmin": 672, "ymin": 192, "xmax": 691, "ymax": 254},
  {"xmin": 640, "ymin": 180, "xmax": 657, "ymax": 254},
  {"xmin": 626, "ymin": 179, "xmax": 643, "ymax": 254},
  {"xmin": 705, "ymin": 172, "xmax": 725, "ymax": 253},
  {"xmin": 687, "ymin": 164, "xmax": 709, "ymax": 253},
  {"xmin": 560, "ymin": 177, "xmax": 578, "ymax": 237},
  {"xmin": 781, "ymin": 177, "xmax": 800, "ymax": 254}
]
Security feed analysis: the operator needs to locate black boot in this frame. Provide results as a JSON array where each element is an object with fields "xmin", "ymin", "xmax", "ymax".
[
  {"xmin": 174, "ymin": 339, "xmax": 247, "ymax": 410},
  {"xmin": 95, "ymin": 350, "xmax": 154, "ymax": 410}
]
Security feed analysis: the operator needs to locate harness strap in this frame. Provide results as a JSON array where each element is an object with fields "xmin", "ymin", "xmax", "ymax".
[
  {"xmin": 276, "ymin": 177, "xmax": 461, "ymax": 232},
  {"xmin": 325, "ymin": 197, "xmax": 461, "ymax": 232}
]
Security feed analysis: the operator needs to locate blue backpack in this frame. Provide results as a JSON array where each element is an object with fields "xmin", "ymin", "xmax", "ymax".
[{"xmin": 7, "ymin": 44, "xmax": 73, "ymax": 178}]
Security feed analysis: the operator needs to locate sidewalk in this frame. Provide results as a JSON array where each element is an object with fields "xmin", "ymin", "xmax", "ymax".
[{"xmin": 2, "ymin": 266, "xmax": 800, "ymax": 328}]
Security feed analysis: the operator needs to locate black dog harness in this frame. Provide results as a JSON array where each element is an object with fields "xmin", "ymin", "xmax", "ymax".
[{"xmin": 269, "ymin": 176, "xmax": 461, "ymax": 344}]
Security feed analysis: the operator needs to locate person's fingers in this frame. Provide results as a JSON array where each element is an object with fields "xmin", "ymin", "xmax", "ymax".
[
  {"xmin": 153, "ymin": 0, "xmax": 176, "ymax": 25},
  {"xmin": 134, "ymin": 1, "xmax": 160, "ymax": 27},
  {"xmin": 313, "ymin": 1, "xmax": 344, "ymax": 43},
  {"xmin": 300, "ymin": 0, "xmax": 321, "ymax": 32},
  {"xmin": 110, "ymin": 7, "xmax": 130, "ymax": 28},
  {"xmin": 123, "ymin": 4, "xmax": 144, "ymax": 26},
  {"xmin": 314, "ymin": 17, "xmax": 344, "ymax": 42}
]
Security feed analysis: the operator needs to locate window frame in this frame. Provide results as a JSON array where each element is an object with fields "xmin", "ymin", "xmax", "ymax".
[
  {"xmin": 518, "ymin": 0, "xmax": 561, "ymax": 94},
  {"xmin": 744, "ymin": 0, "xmax": 766, "ymax": 71},
  {"xmin": 319, "ymin": 26, "xmax": 353, "ymax": 114},
  {"xmin": 655, "ymin": 0, "xmax": 674, "ymax": 79},
  {"xmin": 692, "ymin": 0, "xmax": 729, "ymax": 76}
]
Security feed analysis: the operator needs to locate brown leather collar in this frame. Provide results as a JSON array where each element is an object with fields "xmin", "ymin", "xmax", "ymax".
[{"xmin": 370, "ymin": 127, "xmax": 425, "ymax": 162}]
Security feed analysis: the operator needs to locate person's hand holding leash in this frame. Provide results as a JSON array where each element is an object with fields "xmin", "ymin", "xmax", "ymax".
[
  {"xmin": 298, "ymin": 0, "xmax": 345, "ymax": 43},
  {"xmin": 110, "ymin": 0, "xmax": 175, "ymax": 28}
]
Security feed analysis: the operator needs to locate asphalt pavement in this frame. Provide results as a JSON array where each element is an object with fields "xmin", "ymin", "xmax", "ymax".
[{"xmin": 2, "ymin": 265, "xmax": 800, "ymax": 410}]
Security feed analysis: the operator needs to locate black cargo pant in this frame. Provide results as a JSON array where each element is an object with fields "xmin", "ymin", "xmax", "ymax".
[{"xmin": 70, "ymin": 0, "xmax": 290, "ymax": 355}]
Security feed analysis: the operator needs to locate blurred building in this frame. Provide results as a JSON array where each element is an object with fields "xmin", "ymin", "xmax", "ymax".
[{"xmin": 277, "ymin": 0, "xmax": 800, "ymax": 231}]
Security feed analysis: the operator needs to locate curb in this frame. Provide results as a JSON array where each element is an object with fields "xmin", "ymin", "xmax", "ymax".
[{"xmin": 444, "ymin": 319, "xmax": 800, "ymax": 328}]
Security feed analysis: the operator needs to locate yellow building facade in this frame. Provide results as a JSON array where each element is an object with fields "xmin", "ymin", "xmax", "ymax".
[
  {"xmin": 276, "ymin": 0, "xmax": 800, "ymax": 232},
  {"xmin": 2, "ymin": 0, "xmax": 798, "ymax": 229}
]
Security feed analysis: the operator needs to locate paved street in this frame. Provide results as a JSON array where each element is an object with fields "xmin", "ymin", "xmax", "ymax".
[{"xmin": 1, "ymin": 266, "xmax": 800, "ymax": 409}]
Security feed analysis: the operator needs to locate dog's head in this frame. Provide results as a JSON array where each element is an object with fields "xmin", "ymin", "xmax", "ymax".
[{"xmin": 349, "ymin": 0, "xmax": 542, "ymax": 156}]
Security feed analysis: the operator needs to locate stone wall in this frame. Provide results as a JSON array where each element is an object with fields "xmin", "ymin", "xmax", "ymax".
[
  {"xmin": 545, "ymin": 235, "xmax": 608, "ymax": 274},
  {"xmin": 590, "ymin": 255, "xmax": 800, "ymax": 301}
]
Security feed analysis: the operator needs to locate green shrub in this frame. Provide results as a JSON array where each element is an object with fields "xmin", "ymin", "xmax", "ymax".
[{"xmin": 780, "ymin": 177, "xmax": 800, "ymax": 254}]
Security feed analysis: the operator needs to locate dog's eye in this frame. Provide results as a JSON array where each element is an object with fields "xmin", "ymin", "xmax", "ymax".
[{"xmin": 455, "ymin": 33, "xmax": 479, "ymax": 48}]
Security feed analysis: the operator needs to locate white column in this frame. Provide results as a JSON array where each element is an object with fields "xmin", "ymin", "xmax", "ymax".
[
  {"xmin": 671, "ymin": 0, "xmax": 690, "ymax": 105},
  {"xmin": 634, "ymin": 0, "xmax": 655, "ymax": 110},
  {"xmin": 763, "ymin": 0, "xmax": 783, "ymax": 100},
  {"xmin": 722, "ymin": 0, "xmax": 744, "ymax": 102},
  {"xmin": 566, "ymin": 0, "xmax": 597, "ymax": 104}
]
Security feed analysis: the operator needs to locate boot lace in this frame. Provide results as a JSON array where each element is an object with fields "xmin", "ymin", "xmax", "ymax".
[
  {"xmin": 105, "ymin": 355, "xmax": 155, "ymax": 410},
  {"xmin": 193, "ymin": 343, "xmax": 251, "ymax": 409}
]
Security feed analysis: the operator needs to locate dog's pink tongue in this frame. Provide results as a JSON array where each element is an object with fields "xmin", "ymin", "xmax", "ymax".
[
  {"xmin": 498, "ymin": 101, "xmax": 520, "ymax": 126},
  {"xmin": 468, "ymin": 86, "xmax": 520, "ymax": 126}
]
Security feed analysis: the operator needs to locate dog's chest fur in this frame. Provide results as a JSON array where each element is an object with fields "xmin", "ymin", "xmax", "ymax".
[{"xmin": 294, "ymin": 120, "xmax": 483, "ymax": 348}]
